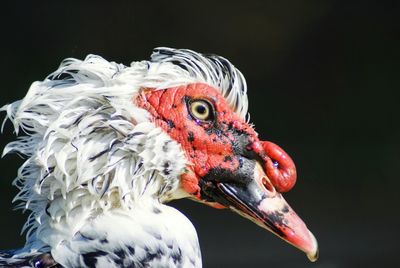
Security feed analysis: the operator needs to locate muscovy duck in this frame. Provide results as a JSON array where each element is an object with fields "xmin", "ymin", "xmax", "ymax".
[{"xmin": 0, "ymin": 48, "xmax": 318, "ymax": 267}]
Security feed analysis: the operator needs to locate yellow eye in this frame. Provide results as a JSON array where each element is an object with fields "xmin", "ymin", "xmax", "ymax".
[{"xmin": 189, "ymin": 99, "xmax": 214, "ymax": 121}]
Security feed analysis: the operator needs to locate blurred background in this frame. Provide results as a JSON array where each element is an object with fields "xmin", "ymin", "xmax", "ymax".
[{"xmin": 0, "ymin": 1, "xmax": 399, "ymax": 267}]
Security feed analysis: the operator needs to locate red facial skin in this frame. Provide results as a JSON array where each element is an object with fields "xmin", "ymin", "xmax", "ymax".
[
  {"xmin": 252, "ymin": 141, "xmax": 297, "ymax": 193},
  {"xmin": 136, "ymin": 83, "xmax": 296, "ymax": 202}
]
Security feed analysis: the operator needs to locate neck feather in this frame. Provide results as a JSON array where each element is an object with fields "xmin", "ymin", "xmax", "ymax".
[{"xmin": 1, "ymin": 57, "xmax": 189, "ymax": 249}]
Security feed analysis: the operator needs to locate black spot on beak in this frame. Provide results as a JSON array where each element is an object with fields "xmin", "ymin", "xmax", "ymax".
[{"xmin": 202, "ymin": 157, "xmax": 255, "ymax": 185}]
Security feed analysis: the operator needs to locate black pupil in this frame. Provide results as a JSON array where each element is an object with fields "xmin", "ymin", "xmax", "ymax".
[{"xmin": 196, "ymin": 104, "xmax": 207, "ymax": 114}]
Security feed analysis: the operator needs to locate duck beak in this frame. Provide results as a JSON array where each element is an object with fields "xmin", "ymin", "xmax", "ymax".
[{"xmin": 204, "ymin": 162, "xmax": 319, "ymax": 261}]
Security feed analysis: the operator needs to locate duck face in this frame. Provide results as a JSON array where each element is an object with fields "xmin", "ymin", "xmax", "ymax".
[{"xmin": 137, "ymin": 83, "xmax": 318, "ymax": 261}]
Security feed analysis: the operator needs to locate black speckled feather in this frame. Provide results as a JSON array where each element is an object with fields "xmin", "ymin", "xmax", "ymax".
[{"xmin": 0, "ymin": 251, "xmax": 61, "ymax": 268}]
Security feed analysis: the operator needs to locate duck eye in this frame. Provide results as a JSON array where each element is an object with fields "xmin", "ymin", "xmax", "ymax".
[{"xmin": 189, "ymin": 99, "xmax": 214, "ymax": 121}]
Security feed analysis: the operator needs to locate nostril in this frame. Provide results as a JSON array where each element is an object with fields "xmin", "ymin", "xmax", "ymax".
[{"xmin": 262, "ymin": 177, "xmax": 275, "ymax": 193}]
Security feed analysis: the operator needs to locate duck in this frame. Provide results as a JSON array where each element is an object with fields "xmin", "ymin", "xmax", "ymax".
[{"xmin": 0, "ymin": 47, "xmax": 318, "ymax": 267}]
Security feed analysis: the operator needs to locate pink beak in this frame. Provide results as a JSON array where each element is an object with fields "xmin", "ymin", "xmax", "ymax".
[{"xmin": 214, "ymin": 162, "xmax": 319, "ymax": 262}]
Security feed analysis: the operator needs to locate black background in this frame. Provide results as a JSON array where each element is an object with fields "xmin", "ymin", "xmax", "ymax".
[{"xmin": 0, "ymin": 1, "xmax": 399, "ymax": 267}]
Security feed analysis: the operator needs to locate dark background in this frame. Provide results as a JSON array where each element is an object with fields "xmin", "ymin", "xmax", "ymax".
[{"xmin": 0, "ymin": 1, "xmax": 399, "ymax": 267}]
